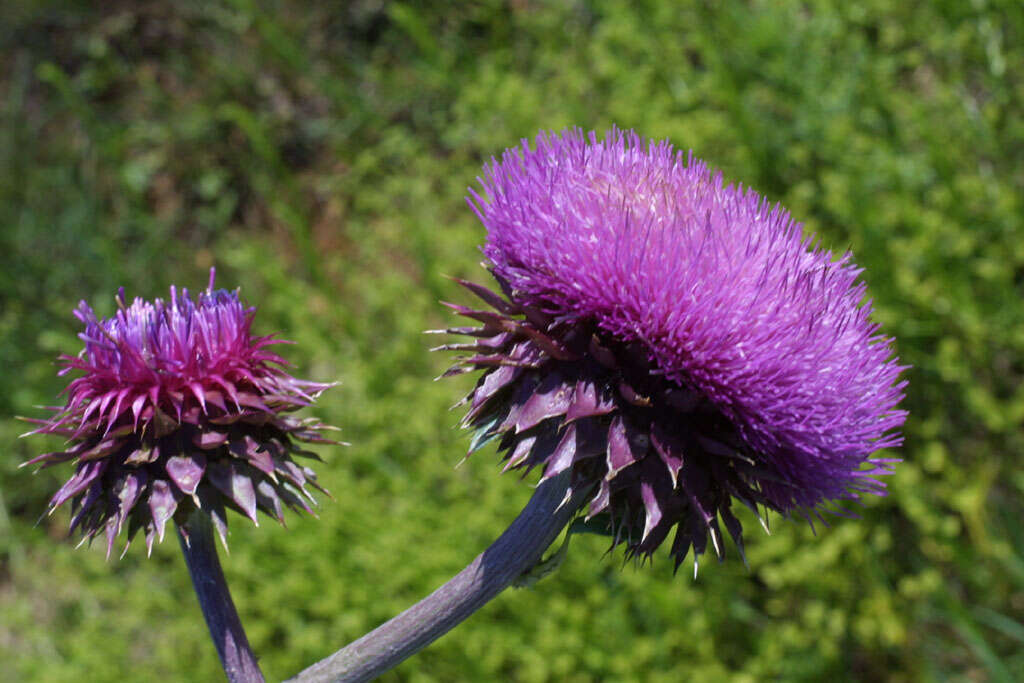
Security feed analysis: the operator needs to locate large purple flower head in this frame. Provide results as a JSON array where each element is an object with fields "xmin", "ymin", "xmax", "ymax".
[
  {"xmin": 24, "ymin": 269, "xmax": 339, "ymax": 557},
  {"xmin": 439, "ymin": 128, "xmax": 907, "ymax": 572}
]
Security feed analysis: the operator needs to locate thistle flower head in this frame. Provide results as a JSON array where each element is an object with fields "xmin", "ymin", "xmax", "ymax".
[
  {"xmin": 25, "ymin": 269, "xmax": 339, "ymax": 557},
  {"xmin": 440, "ymin": 128, "xmax": 907, "ymax": 572}
]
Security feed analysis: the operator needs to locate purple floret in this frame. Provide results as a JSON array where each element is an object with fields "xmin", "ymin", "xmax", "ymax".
[
  {"xmin": 442, "ymin": 128, "xmax": 908, "ymax": 570},
  {"xmin": 25, "ymin": 269, "xmax": 339, "ymax": 557},
  {"xmin": 470, "ymin": 128, "xmax": 907, "ymax": 513}
]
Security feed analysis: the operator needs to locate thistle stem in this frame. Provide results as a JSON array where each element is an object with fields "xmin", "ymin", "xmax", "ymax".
[
  {"xmin": 289, "ymin": 471, "xmax": 589, "ymax": 683},
  {"xmin": 178, "ymin": 510, "xmax": 266, "ymax": 683}
]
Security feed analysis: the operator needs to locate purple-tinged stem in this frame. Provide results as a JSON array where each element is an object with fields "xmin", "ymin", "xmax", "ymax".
[
  {"xmin": 289, "ymin": 471, "xmax": 588, "ymax": 683},
  {"xmin": 178, "ymin": 510, "xmax": 266, "ymax": 683}
]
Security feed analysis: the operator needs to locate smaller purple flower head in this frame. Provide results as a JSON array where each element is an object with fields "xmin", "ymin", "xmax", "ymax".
[
  {"xmin": 24, "ymin": 269, "xmax": 340, "ymax": 557},
  {"xmin": 437, "ymin": 128, "xmax": 907, "ymax": 573}
]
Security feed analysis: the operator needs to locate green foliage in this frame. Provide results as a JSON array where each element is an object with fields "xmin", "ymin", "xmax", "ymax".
[{"xmin": 2, "ymin": 1, "xmax": 1022, "ymax": 680}]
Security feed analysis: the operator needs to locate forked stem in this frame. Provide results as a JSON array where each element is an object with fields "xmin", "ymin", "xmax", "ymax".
[
  {"xmin": 178, "ymin": 510, "xmax": 266, "ymax": 683},
  {"xmin": 290, "ymin": 471, "xmax": 588, "ymax": 683}
]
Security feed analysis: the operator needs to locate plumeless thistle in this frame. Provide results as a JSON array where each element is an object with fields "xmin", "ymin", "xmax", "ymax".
[
  {"xmin": 290, "ymin": 128, "xmax": 908, "ymax": 683},
  {"xmin": 25, "ymin": 269, "xmax": 340, "ymax": 682},
  {"xmin": 438, "ymin": 128, "xmax": 908, "ymax": 572},
  {"xmin": 23, "ymin": 269, "xmax": 338, "ymax": 557}
]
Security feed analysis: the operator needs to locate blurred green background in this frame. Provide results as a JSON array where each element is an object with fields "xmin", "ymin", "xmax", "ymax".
[{"xmin": 1, "ymin": 1, "xmax": 1022, "ymax": 681}]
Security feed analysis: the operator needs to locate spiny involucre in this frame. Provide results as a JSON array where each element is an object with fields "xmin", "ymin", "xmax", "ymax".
[
  {"xmin": 24, "ymin": 269, "xmax": 341, "ymax": 557},
  {"xmin": 438, "ymin": 128, "xmax": 907, "ymax": 572}
]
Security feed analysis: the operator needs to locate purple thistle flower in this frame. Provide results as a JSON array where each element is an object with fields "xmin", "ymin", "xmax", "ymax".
[
  {"xmin": 24, "ymin": 269, "xmax": 340, "ymax": 557},
  {"xmin": 438, "ymin": 128, "xmax": 907, "ymax": 572}
]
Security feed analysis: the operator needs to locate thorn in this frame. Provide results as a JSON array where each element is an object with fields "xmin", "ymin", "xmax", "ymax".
[
  {"xmin": 554, "ymin": 487, "xmax": 574, "ymax": 514},
  {"xmin": 710, "ymin": 526, "xmax": 723, "ymax": 558}
]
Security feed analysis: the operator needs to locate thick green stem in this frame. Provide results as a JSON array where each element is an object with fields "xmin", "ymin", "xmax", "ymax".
[
  {"xmin": 289, "ymin": 471, "xmax": 588, "ymax": 683},
  {"xmin": 178, "ymin": 511, "xmax": 266, "ymax": 683}
]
